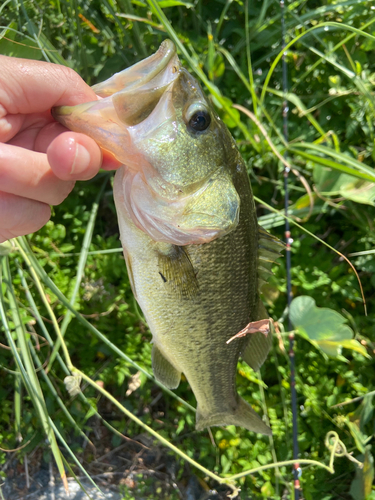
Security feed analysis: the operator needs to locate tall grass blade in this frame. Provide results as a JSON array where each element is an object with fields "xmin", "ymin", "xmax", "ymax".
[
  {"xmin": 16, "ymin": 237, "xmax": 196, "ymax": 412},
  {"xmin": 244, "ymin": 0, "xmax": 258, "ymax": 115},
  {"xmin": 15, "ymin": 260, "xmax": 70, "ymax": 377},
  {"xmin": 29, "ymin": 341, "xmax": 93, "ymax": 443},
  {"xmin": 266, "ymin": 88, "xmax": 327, "ymax": 139},
  {"xmin": 1, "ymin": 257, "xmax": 69, "ymax": 493},
  {"xmin": 290, "ymin": 143, "xmax": 375, "ymax": 183},
  {"xmin": 293, "ymin": 17, "xmax": 375, "ymax": 90},
  {"xmin": 146, "ymin": 0, "xmax": 258, "ymax": 147},
  {"xmin": 47, "ymin": 178, "xmax": 108, "ymax": 370},
  {"xmin": 47, "ymin": 416, "xmax": 104, "ymax": 495},
  {"xmin": 16, "ymin": 259, "xmax": 138, "ymax": 451},
  {"xmin": 117, "ymin": 0, "xmax": 148, "ymax": 56},
  {"xmin": 14, "ymin": 369, "xmax": 22, "ymax": 443},
  {"xmin": 260, "ymin": 22, "xmax": 375, "ymax": 106},
  {"xmin": 61, "ymin": 455, "xmax": 95, "ymax": 500},
  {"xmin": 215, "ymin": 0, "xmax": 233, "ymax": 39},
  {"xmin": 71, "ymin": 0, "xmax": 88, "ymax": 79}
]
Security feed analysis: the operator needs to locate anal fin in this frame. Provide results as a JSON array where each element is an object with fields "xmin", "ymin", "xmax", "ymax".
[
  {"xmin": 241, "ymin": 301, "xmax": 273, "ymax": 372},
  {"xmin": 152, "ymin": 344, "xmax": 181, "ymax": 389}
]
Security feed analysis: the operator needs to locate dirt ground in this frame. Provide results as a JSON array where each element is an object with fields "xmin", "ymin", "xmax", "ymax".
[{"xmin": 1, "ymin": 423, "xmax": 232, "ymax": 500}]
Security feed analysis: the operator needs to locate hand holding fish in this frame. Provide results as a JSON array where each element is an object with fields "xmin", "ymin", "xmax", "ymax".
[{"xmin": 0, "ymin": 56, "xmax": 120, "ymax": 243}]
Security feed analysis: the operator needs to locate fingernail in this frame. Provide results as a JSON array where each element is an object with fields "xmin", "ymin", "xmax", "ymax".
[{"xmin": 71, "ymin": 143, "xmax": 91, "ymax": 175}]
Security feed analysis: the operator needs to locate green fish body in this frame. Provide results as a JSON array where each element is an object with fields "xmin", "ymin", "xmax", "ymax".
[{"xmin": 54, "ymin": 40, "xmax": 283, "ymax": 434}]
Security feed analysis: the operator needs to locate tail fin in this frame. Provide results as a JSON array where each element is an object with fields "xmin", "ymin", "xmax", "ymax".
[{"xmin": 196, "ymin": 398, "xmax": 271, "ymax": 435}]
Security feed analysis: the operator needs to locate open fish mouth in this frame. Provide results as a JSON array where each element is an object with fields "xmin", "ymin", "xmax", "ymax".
[
  {"xmin": 92, "ymin": 39, "xmax": 179, "ymax": 98},
  {"xmin": 52, "ymin": 40, "xmax": 181, "ymax": 168},
  {"xmin": 93, "ymin": 39, "xmax": 181, "ymax": 126}
]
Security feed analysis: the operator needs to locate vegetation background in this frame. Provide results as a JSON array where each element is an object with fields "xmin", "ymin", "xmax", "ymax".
[{"xmin": 0, "ymin": 0, "xmax": 375, "ymax": 499}]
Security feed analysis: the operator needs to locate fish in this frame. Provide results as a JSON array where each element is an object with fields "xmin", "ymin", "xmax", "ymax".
[{"xmin": 53, "ymin": 40, "xmax": 283, "ymax": 435}]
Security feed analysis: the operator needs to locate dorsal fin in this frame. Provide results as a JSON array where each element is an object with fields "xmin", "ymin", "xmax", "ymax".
[{"xmin": 258, "ymin": 226, "xmax": 285, "ymax": 294}]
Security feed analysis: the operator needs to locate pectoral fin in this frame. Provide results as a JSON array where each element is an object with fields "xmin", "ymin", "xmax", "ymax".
[
  {"xmin": 239, "ymin": 226, "xmax": 283, "ymax": 370},
  {"xmin": 157, "ymin": 245, "xmax": 199, "ymax": 299},
  {"xmin": 241, "ymin": 301, "xmax": 273, "ymax": 372},
  {"xmin": 152, "ymin": 345, "xmax": 181, "ymax": 389}
]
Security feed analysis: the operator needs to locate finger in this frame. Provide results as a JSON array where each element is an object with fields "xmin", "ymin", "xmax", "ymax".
[
  {"xmin": 6, "ymin": 111, "xmax": 53, "ymax": 150},
  {"xmin": 0, "ymin": 191, "xmax": 51, "ymax": 244},
  {"xmin": 34, "ymin": 122, "xmax": 76, "ymax": 153},
  {"xmin": 0, "ymin": 111, "xmax": 25, "ymax": 143},
  {"xmin": 11, "ymin": 122, "xmax": 122, "ymax": 174},
  {"xmin": 102, "ymin": 150, "xmax": 123, "ymax": 170},
  {"xmin": 0, "ymin": 56, "xmax": 98, "ymax": 116},
  {"xmin": 0, "ymin": 143, "xmax": 75, "ymax": 205},
  {"xmin": 36, "ymin": 122, "xmax": 122, "ymax": 172},
  {"xmin": 47, "ymin": 131, "xmax": 103, "ymax": 181}
]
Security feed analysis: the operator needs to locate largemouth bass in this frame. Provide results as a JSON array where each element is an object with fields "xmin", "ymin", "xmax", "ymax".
[{"xmin": 54, "ymin": 40, "xmax": 283, "ymax": 434}]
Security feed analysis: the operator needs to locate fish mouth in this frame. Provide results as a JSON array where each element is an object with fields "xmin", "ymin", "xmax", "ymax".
[
  {"xmin": 52, "ymin": 40, "xmax": 181, "ymax": 166},
  {"xmin": 92, "ymin": 39, "xmax": 179, "ymax": 99}
]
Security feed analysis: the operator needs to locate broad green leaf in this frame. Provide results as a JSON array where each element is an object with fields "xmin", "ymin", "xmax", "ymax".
[
  {"xmin": 213, "ymin": 52, "xmax": 225, "ymax": 79},
  {"xmin": 220, "ymin": 97, "xmax": 241, "ymax": 128},
  {"xmin": 83, "ymin": 398, "xmax": 98, "ymax": 423},
  {"xmin": 346, "ymin": 396, "xmax": 374, "ymax": 456},
  {"xmin": 258, "ymin": 194, "xmax": 325, "ymax": 229},
  {"xmin": 360, "ymin": 395, "xmax": 374, "ymax": 428},
  {"xmin": 289, "ymin": 296, "xmax": 368, "ymax": 358},
  {"xmin": 261, "ymin": 481, "xmax": 275, "ymax": 497},
  {"xmin": 314, "ymin": 165, "xmax": 375, "ymax": 206}
]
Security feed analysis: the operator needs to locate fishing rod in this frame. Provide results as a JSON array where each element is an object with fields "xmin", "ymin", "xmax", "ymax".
[{"xmin": 280, "ymin": 0, "xmax": 301, "ymax": 497}]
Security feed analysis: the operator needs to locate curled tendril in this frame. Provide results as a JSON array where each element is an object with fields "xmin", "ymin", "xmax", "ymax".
[{"xmin": 325, "ymin": 431, "xmax": 363, "ymax": 469}]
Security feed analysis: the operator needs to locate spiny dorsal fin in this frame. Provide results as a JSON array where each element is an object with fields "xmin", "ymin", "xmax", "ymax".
[
  {"xmin": 157, "ymin": 245, "xmax": 199, "ymax": 299},
  {"xmin": 258, "ymin": 226, "xmax": 285, "ymax": 294}
]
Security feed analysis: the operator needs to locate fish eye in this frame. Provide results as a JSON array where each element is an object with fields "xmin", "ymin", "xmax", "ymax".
[{"xmin": 185, "ymin": 104, "xmax": 211, "ymax": 133}]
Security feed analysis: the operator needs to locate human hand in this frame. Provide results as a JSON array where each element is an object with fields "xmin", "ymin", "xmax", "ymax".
[{"xmin": 0, "ymin": 56, "xmax": 121, "ymax": 243}]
